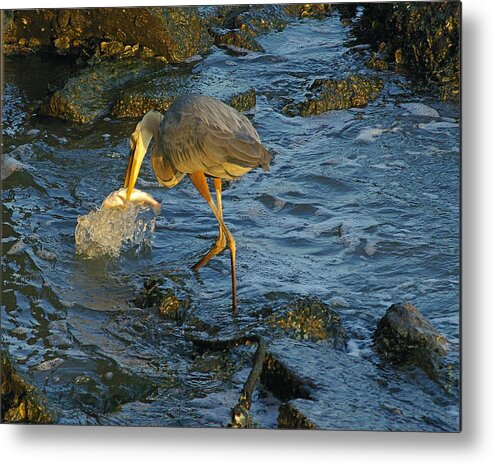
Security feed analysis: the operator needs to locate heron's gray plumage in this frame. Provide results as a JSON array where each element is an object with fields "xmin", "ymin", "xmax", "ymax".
[{"xmin": 151, "ymin": 95, "xmax": 270, "ymax": 187}]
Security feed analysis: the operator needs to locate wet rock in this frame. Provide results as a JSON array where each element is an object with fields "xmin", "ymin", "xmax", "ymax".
[
  {"xmin": 365, "ymin": 52, "xmax": 389, "ymax": 71},
  {"xmin": 333, "ymin": 3, "xmax": 358, "ymax": 23},
  {"xmin": 211, "ymin": 28, "xmax": 264, "ymax": 54},
  {"xmin": 283, "ymin": 75, "xmax": 383, "ymax": 117},
  {"xmin": 39, "ymin": 58, "xmax": 161, "ymax": 123},
  {"xmin": 261, "ymin": 352, "xmax": 313, "ymax": 402},
  {"xmin": 228, "ymin": 5, "xmax": 290, "ymax": 38},
  {"xmin": 373, "ymin": 302, "xmax": 449, "ymax": 376},
  {"xmin": 1, "ymin": 351, "xmax": 55, "ymax": 423},
  {"xmin": 269, "ymin": 297, "xmax": 348, "ymax": 348},
  {"xmin": 356, "ymin": 2, "xmax": 460, "ymax": 100},
  {"xmin": 113, "ymin": 86, "xmax": 256, "ymax": 119},
  {"xmin": 277, "ymin": 402, "xmax": 316, "ymax": 429},
  {"xmin": 227, "ymin": 88, "xmax": 257, "ymax": 112},
  {"xmin": 112, "ymin": 94, "xmax": 176, "ymax": 119},
  {"xmin": 3, "ymin": 7, "xmax": 213, "ymax": 63},
  {"xmin": 134, "ymin": 277, "xmax": 190, "ymax": 323},
  {"xmin": 264, "ymin": 338, "xmax": 457, "ymax": 431},
  {"xmin": 283, "ymin": 3, "xmax": 333, "ymax": 19}
]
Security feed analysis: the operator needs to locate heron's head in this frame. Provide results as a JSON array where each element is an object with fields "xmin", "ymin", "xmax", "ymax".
[{"xmin": 123, "ymin": 110, "xmax": 163, "ymax": 200}]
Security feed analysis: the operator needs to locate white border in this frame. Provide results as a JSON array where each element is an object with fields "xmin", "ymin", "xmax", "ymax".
[{"xmin": 2, "ymin": 0, "xmax": 492, "ymax": 463}]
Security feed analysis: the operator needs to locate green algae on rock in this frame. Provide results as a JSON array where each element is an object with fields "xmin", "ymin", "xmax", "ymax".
[
  {"xmin": 283, "ymin": 75, "xmax": 383, "ymax": 117},
  {"xmin": 1, "ymin": 351, "xmax": 55, "ymax": 423},
  {"xmin": 269, "ymin": 297, "xmax": 348, "ymax": 348},
  {"xmin": 3, "ymin": 7, "xmax": 213, "ymax": 63}
]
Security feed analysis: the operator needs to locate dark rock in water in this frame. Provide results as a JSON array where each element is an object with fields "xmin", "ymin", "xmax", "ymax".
[
  {"xmin": 134, "ymin": 277, "xmax": 190, "ymax": 323},
  {"xmin": 261, "ymin": 351, "xmax": 313, "ymax": 402},
  {"xmin": 3, "ymin": 7, "xmax": 213, "ymax": 63},
  {"xmin": 283, "ymin": 3, "xmax": 333, "ymax": 19},
  {"xmin": 365, "ymin": 52, "xmax": 389, "ymax": 71},
  {"xmin": 230, "ymin": 5, "xmax": 291, "ymax": 37},
  {"xmin": 268, "ymin": 297, "xmax": 348, "ymax": 348},
  {"xmin": 355, "ymin": 2, "xmax": 460, "ymax": 100},
  {"xmin": 227, "ymin": 88, "xmax": 257, "ymax": 112},
  {"xmin": 283, "ymin": 75, "xmax": 383, "ymax": 117},
  {"xmin": 1, "ymin": 351, "xmax": 55, "ymax": 423},
  {"xmin": 39, "ymin": 58, "xmax": 161, "ymax": 123},
  {"xmin": 211, "ymin": 28, "xmax": 265, "ymax": 53},
  {"xmin": 373, "ymin": 302, "xmax": 449, "ymax": 376},
  {"xmin": 277, "ymin": 402, "xmax": 316, "ymax": 429},
  {"xmin": 334, "ymin": 3, "xmax": 358, "ymax": 22}
]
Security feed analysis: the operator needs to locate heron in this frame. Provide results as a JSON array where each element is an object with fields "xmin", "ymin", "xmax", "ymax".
[{"xmin": 123, "ymin": 94, "xmax": 271, "ymax": 308}]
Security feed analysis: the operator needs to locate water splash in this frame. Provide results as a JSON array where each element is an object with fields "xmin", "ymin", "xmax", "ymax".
[{"xmin": 75, "ymin": 205, "xmax": 157, "ymax": 258}]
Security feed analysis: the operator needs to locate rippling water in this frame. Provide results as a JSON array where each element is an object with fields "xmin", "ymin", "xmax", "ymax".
[{"xmin": 2, "ymin": 14, "xmax": 459, "ymax": 429}]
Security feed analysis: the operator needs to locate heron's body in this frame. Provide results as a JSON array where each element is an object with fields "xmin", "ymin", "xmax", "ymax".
[
  {"xmin": 123, "ymin": 94, "xmax": 271, "ymax": 307},
  {"xmin": 150, "ymin": 95, "xmax": 270, "ymax": 188}
]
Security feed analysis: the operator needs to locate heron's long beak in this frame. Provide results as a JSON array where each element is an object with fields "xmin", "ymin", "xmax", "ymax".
[{"xmin": 123, "ymin": 126, "xmax": 146, "ymax": 201}]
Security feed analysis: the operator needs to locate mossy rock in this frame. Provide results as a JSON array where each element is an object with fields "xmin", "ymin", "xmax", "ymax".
[
  {"xmin": 211, "ymin": 28, "xmax": 265, "ymax": 53},
  {"xmin": 227, "ymin": 88, "xmax": 257, "ymax": 112},
  {"xmin": 1, "ymin": 351, "xmax": 55, "ymax": 423},
  {"xmin": 3, "ymin": 7, "xmax": 213, "ymax": 62},
  {"xmin": 283, "ymin": 3, "xmax": 332, "ymax": 19},
  {"xmin": 113, "ymin": 88, "xmax": 256, "ymax": 119},
  {"xmin": 269, "ymin": 297, "xmax": 348, "ymax": 349},
  {"xmin": 39, "ymin": 58, "xmax": 161, "ymax": 123},
  {"xmin": 283, "ymin": 75, "xmax": 383, "ymax": 117}
]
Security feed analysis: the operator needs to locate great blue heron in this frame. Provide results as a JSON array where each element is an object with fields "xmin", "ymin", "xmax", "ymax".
[{"xmin": 123, "ymin": 94, "xmax": 271, "ymax": 308}]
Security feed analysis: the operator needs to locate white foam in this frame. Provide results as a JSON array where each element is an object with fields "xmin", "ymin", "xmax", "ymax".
[
  {"xmin": 1, "ymin": 154, "xmax": 29, "ymax": 180},
  {"xmin": 75, "ymin": 205, "xmax": 157, "ymax": 258},
  {"xmin": 400, "ymin": 102, "xmax": 440, "ymax": 118},
  {"xmin": 355, "ymin": 127, "xmax": 386, "ymax": 143}
]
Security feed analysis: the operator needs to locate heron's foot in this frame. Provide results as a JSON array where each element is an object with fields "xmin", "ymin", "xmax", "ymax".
[{"xmin": 191, "ymin": 235, "xmax": 227, "ymax": 271}]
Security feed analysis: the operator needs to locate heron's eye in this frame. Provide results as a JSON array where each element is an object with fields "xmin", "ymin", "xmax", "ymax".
[{"xmin": 130, "ymin": 135, "xmax": 136, "ymax": 150}]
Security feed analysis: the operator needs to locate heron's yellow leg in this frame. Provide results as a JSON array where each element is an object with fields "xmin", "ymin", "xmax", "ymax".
[
  {"xmin": 189, "ymin": 172, "xmax": 237, "ymax": 308},
  {"xmin": 191, "ymin": 178, "xmax": 227, "ymax": 270}
]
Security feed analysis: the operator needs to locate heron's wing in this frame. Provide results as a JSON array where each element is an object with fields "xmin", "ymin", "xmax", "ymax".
[{"xmin": 161, "ymin": 95, "xmax": 270, "ymax": 177}]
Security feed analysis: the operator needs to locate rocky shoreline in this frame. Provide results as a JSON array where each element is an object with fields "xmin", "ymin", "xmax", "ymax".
[{"xmin": 2, "ymin": 3, "xmax": 460, "ymax": 124}]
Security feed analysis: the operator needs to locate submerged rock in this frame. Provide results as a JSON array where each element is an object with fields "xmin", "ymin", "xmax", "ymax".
[
  {"xmin": 269, "ymin": 297, "xmax": 348, "ymax": 349},
  {"xmin": 1, "ymin": 351, "xmax": 55, "ymax": 423},
  {"xmin": 283, "ymin": 75, "xmax": 383, "ymax": 117},
  {"xmin": 3, "ymin": 7, "xmax": 213, "ymax": 63},
  {"xmin": 373, "ymin": 302, "xmax": 449, "ymax": 376},
  {"xmin": 356, "ymin": 2, "xmax": 460, "ymax": 100},
  {"xmin": 134, "ymin": 277, "xmax": 190, "ymax": 323}
]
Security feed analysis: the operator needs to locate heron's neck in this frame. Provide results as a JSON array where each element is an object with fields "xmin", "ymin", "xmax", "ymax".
[{"xmin": 140, "ymin": 111, "xmax": 163, "ymax": 153}]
